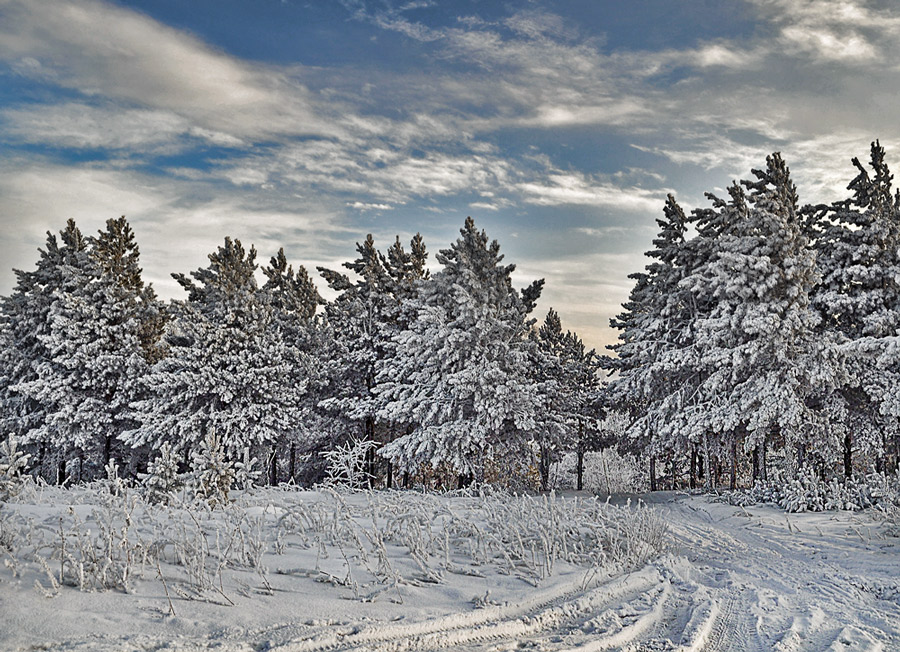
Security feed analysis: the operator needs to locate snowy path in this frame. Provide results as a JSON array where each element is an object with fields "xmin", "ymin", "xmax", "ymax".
[
  {"xmin": 264, "ymin": 494, "xmax": 900, "ymax": 652},
  {"xmin": 3, "ymin": 492, "xmax": 899, "ymax": 651}
]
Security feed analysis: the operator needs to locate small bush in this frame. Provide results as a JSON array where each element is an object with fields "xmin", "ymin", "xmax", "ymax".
[{"xmin": 0, "ymin": 435, "xmax": 31, "ymax": 501}]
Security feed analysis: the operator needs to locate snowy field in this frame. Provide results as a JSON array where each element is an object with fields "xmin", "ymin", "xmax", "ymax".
[{"xmin": 1, "ymin": 486, "xmax": 899, "ymax": 651}]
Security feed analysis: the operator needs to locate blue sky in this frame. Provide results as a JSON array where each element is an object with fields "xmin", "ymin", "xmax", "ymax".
[{"xmin": 2, "ymin": 0, "xmax": 900, "ymax": 350}]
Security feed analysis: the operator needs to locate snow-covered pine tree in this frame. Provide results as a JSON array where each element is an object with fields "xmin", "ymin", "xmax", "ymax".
[
  {"xmin": 532, "ymin": 309, "xmax": 601, "ymax": 491},
  {"xmin": 190, "ymin": 429, "xmax": 234, "ymax": 507},
  {"xmin": 604, "ymin": 194, "xmax": 693, "ymax": 489},
  {"xmin": 11, "ymin": 217, "xmax": 162, "ymax": 481},
  {"xmin": 316, "ymin": 234, "xmax": 404, "ymax": 485},
  {"xmin": 140, "ymin": 441, "xmax": 182, "ymax": 504},
  {"xmin": 376, "ymin": 234, "xmax": 430, "ymax": 487},
  {"xmin": 808, "ymin": 141, "xmax": 900, "ymax": 476},
  {"xmin": 0, "ymin": 434, "xmax": 31, "ymax": 500},
  {"xmin": 0, "ymin": 220, "xmax": 88, "ymax": 481},
  {"xmin": 376, "ymin": 217, "xmax": 544, "ymax": 485},
  {"xmin": 683, "ymin": 154, "xmax": 836, "ymax": 481},
  {"xmin": 127, "ymin": 239, "xmax": 311, "ymax": 474},
  {"xmin": 261, "ymin": 248, "xmax": 324, "ymax": 483}
]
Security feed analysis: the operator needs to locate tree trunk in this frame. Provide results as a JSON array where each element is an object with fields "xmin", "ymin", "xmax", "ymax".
[
  {"xmin": 269, "ymin": 444, "xmax": 278, "ymax": 485},
  {"xmin": 539, "ymin": 445, "xmax": 551, "ymax": 492},
  {"xmin": 649, "ymin": 456, "xmax": 657, "ymax": 492},
  {"xmin": 843, "ymin": 432, "xmax": 853, "ymax": 479},
  {"xmin": 386, "ymin": 460, "xmax": 393, "ymax": 489},
  {"xmin": 289, "ymin": 442, "xmax": 296, "ymax": 484},
  {"xmin": 755, "ymin": 438, "xmax": 768, "ymax": 482},
  {"xmin": 576, "ymin": 423, "xmax": 585, "ymax": 491},
  {"xmin": 104, "ymin": 434, "xmax": 112, "ymax": 469},
  {"xmin": 703, "ymin": 432, "xmax": 712, "ymax": 490},
  {"xmin": 57, "ymin": 456, "xmax": 67, "ymax": 486},
  {"xmin": 729, "ymin": 439, "xmax": 737, "ymax": 490},
  {"xmin": 602, "ymin": 449, "xmax": 612, "ymax": 495},
  {"xmin": 690, "ymin": 446, "xmax": 698, "ymax": 489},
  {"xmin": 365, "ymin": 416, "xmax": 376, "ymax": 487},
  {"xmin": 403, "ymin": 470, "xmax": 410, "ymax": 489}
]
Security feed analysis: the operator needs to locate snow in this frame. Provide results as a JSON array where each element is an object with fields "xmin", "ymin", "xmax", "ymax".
[{"xmin": 1, "ymin": 487, "xmax": 899, "ymax": 650}]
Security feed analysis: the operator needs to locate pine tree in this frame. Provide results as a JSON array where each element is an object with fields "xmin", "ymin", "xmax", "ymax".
[
  {"xmin": 127, "ymin": 239, "xmax": 313, "ymax": 471},
  {"xmin": 534, "ymin": 309, "xmax": 601, "ymax": 490},
  {"xmin": 190, "ymin": 429, "xmax": 234, "ymax": 507},
  {"xmin": 809, "ymin": 142, "xmax": 900, "ymax": 476},
  {"xmin": 316, "ymin": 234, "xmax": 406, "ymax": 484},
  {"xmin": 0, "ymin": 434, "xmax": 31, "ymax": 500},
  {"xmin": 140, "ymin": 441, "xmax": 182, "ymax": 504},
  {"xmin": 0, "ymin": 220, "xmax": 88, "ymax": 481},
  {"xmin": 9, "ymin": 217, "xmax": 161, "ymax": 481},
  {"xmin": 377, "ymin": 217, "xmax": 544, "ymax": 484},
  {"xmin": 604, "ymin": 194, "xmax": 693, "ymax": 489},
  {"xmin": 261, "ymin": 248, "xmax": 324, "ymax": 483},
  {"xmin": 684, "ymin": 154, "xmax": 834, "ymax": 480}
]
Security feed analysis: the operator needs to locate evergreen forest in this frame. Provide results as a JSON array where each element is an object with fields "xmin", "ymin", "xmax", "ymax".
[{"xmin": 3, "ymin": 143, "xmax": 900, "ymax": 493}]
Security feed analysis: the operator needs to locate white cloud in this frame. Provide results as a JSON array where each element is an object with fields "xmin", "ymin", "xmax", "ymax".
[
  {"xmin": 518, "ymin": 173, "xmax": 668, "ymax": 213},
  {"xmin": 0, "ymin": 0, "xmax": 338, "ymax": 142},
  {"xmin": 1, "ymin": 103, "xmax": 208, "ymax": 151},
  {"xmin": 0, "ymin": 159, "xmax": 357, "ymax": 300},
  {"xmin": 348, "ymin": 201, "xmax": 394, "ymax": 211}
]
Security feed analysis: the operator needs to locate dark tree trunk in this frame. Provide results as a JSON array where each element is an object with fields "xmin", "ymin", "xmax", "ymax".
[
  {"xmin": 755, "ymin": 439, "xmax": 768, "ymax": 482},
  {"xmin": 57, "ymin": 456, "xmax": 67, "ymax": 486},
  {"xmin": 649, "ymin": 456, "xmax": 658, "ymax": 492},
  {"xmin": 386, "ymin": 460, "xmax": 393, "ymax": 489},
  {"xmin": 843, "ymin": 432, "xmax": 853, "ymax": 479},
  {"xmin": 539, "ymin": 446, "xmax": 551, "ymax": 492},
  {"xmin": 576, "ymin": 446, "xmax": 584, "ymax": 491},
  {"xmin": 289, "ymin": 442, "xmax": 296, "ymax": 484},
  {"xmin": 730, "ymin": 439, "xmax": 737, "ymax": 490},
  {"xmin": 269, "ymin": 444, "xmax": 278, "ymax": 485},
  {"xmin": 690, "ymin": 446, "xmax": 698, "ymax": 490},
  {"xmin": 703, "ymin": 433, "xmax": 713, "ymax": 490},
  {"xmin": 403, "ymin": 470, "xmax": 410, "ymax": 489},
  {"xmin": 365, "ymin": 416, "xmax": 376, "ymax": 487},
  {"xmin": 104, "ymin": 434, "xmax": 112, "ymax": 468}
]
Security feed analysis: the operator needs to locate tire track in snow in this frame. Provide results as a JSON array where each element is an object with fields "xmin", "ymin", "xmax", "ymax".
[{"xmin": 272, "ymin": 568, "xmax": 669, "ymax": 652}]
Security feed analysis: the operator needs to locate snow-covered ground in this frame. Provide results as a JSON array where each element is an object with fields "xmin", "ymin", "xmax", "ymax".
[{"xmin": 1, "ymin": 487, "xmax": 898, "ymax": 651}]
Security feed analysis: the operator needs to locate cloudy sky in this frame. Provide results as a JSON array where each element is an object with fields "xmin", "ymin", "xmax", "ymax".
[{"xmin": 2, "ymin": 0, "xmax": 900, "ymax": 350}]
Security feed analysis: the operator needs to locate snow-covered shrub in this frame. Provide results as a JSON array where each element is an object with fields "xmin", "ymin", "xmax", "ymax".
[
  {"xmin": 735, "ymin": 468, "xmax": 900, "ymax": 515},
  {"xmin": 140, "ymin": 442, "xmax": 182, "ymax": 505},
  {"xmin": 0, "ymin": 435, "xmax": 31, "ymax": 501},
  {"xmin": 190, "ymin": 431, "xmax": 234, "ymax": 507},
  {"xmin": 101, "ymin": 459, "xmax": 129, "ymax": 497},
  {"xmin": 321, "ymin": 438, "xmax": 377, "ymax": 489},
  {"xmin": 549, "ymin": 449, "xmax": 647, "ymax": 494},
  {"xmin": 234, "ymin": 447, "xmax": 261, "ymax": 490}
]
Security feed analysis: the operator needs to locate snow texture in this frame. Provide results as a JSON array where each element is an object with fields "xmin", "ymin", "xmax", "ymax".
[{"xmin": 1, "ymin": 487, "xmax": 898, "ymax": 650}]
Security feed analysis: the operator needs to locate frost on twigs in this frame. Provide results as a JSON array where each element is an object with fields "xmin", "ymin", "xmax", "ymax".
[
  {"xmin": 321, "ymin": 437, "xmax": 378, "ymax": 489},
  {"xmin": 1, "ymin": 486, "xmax": 669, "ymax": 611},
  {"xmin": 0, "ymin": 434, "xmax": 31, "ymax": 501}
]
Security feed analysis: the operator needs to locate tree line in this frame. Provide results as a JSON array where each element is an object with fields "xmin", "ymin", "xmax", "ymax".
[
  {"xmin": 3, "ymin": 142, "xmax": 900, "ymax": 492},
  {"xmin": 0, "ymin": 216, "xmax": 599, "ymax": 490},
  {"xmin": 606, "ymin": 143, "xmax": 900, "ymax": 490}
]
